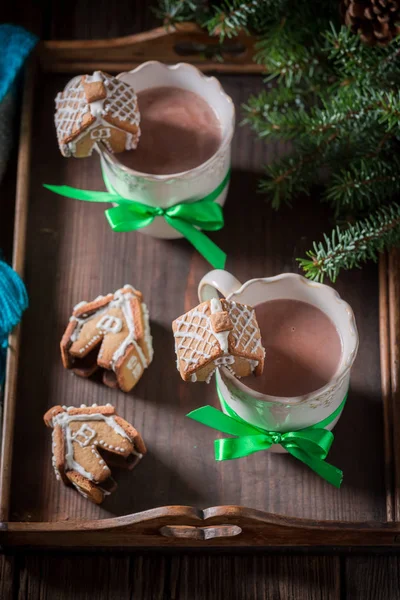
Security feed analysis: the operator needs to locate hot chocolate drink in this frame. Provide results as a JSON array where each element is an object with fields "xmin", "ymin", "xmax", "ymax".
[
  {"xmin": 245, "ymin": 299, "xmax": 342, "ymax": 397},
  {"xmin": 118, "ymin": 86, "xmax": 222, "ymax": 175}
]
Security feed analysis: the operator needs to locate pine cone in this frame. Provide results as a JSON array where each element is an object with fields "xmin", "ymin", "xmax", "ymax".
[{"xmin": 341, "ymin": 0, "xmax": 400, "ymax": 46}]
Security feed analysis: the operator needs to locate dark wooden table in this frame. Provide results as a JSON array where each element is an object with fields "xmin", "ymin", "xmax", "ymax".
[{"xmin": 1, "ymin": 1, "xmax": 400, "ymax": 597}]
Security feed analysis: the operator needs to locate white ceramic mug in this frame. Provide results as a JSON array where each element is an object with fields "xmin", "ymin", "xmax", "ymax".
[
  {"xmin": 198, "ymin": 270, "xmax": 359, "ymax": 451},
  {"xmin": 97, "ymin": 61, "xmax": 235, "ymax": 239}
]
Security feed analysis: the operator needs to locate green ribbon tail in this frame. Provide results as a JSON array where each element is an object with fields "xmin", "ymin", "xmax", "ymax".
[
  {"xmin": 285, "ymin": 445, "xmax": 343, "ymax": 488},
  {"xmin": 215, "ymin": 434, "xmax": 273, "ymax": 460},
  {"xmin": 43, "ymin": 184, "xmax": 123, "ymax": 204},
  {"xmin": 188, "ymin": 396, "xmax": 345, "ymax": 487},
  {"xmin": 187, "ymin": 405, "xmax": 261, "ymax": 437},
  {"xmin": 165, "ymin": 215, "xmax": 226, "ymax": 269}
]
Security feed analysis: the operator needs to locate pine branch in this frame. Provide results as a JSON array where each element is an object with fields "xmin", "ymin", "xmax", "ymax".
[
  {"xmin": 206, "ymin": 0, "xmax": 260, "ymax": 39},
  {"xmin": 254, "ymin": 21, "xmax": 335, "ymax": 88},
  {"xmin": 242, "ymin": 86, "xmax": 309, "ymax": 135},
  {"xmin": 325, "ymin": 155, "xmax": 400, "ymax": 213},
  {"xmin": 154, "ymin": 1, "xmax": 400, "ymax": 280},
  {"xmin": 326, "ymin": 26, "xmax": 400, "ymax": 88},
  {"xmin": 298, "ymin": 203, "xmax": 400, "ymax": 282},
  {"xmin": 153, "ymin": 0, "xmax": 206, "ymax": 26},
  {"xmin": 259, "ymin": 150, "xmax": 326, "ymax": 209}
]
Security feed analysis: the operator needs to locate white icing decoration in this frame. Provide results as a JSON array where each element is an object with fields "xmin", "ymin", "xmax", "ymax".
[
  {"xmin": 90, "ymin": 127, "xmax": 111, "ymax": 140},
  {"xmin": 141, "ymin": 302, "xmax": 154, "ymax": 362},
  {"xmin": 69, "ymin": 285, "xmax": 153, "ymax": 377},
  {"xmin": 96, "ymin": 314, "xmax": 123, "ymax": 334},
  {"xmin": 51, "ymin": 410, "xmax": 133, "ymax": 482},
  {"xmin": 127, "ymin": 355, "xmax": 143, "ymax": 381},
  {"xmin": 210, "ymin": 297, "xmax": 230, "ymax": 353},
  {"xmin": 206, "ymin": 369, "xmax": 216, "ymax": 384},
  {"xmin": 191, "ymin": 373, "xmax": 197, "ymax": 382},
  {"xmin": 229, "ymin": 302, "xmax": 263, "ymax": 356},
  {"xmin": 71, "ymin": 481, "xmax": 89, "ymax": 500},
  {"xmin": 214, "ymin": 355, "xmax": 235, "ymax": 366},
  {"xmin": 174, "ymin": 299, "xmax": 263, "ymax": 379},
  {"xmin": 51, "ymin": 431, "xmax": 62, "ymax": 481},
  {"xmin": 249, "ymin": 359, "xmax": 259, "ymax": 372},
  {"xmin": 71, "ymin": 424, "xmax": 96, "ymax": 447},
  {"xmin": 73, "ymin": 301, "xmax": 87, "ymax": 311},
  {"xmin": 85, "ymin": 71, "xmax": 103, "ymax": 83},
  {"xmin": 55, "ymin": 72, "xmax": 140, "ymax": 156},
  {"xmin": 173, "ymin": 305, "xmax": 213, "ymax": 370}
]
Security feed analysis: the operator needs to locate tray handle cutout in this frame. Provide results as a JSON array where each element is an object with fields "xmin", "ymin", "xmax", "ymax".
[{"xmin": 160, "ymin": 525, "xmax": 242, "ymax": 541}]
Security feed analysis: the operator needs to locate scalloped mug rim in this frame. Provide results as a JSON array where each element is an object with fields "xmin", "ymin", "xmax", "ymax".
[
  {"xmin": 221, "ymin": 272, "xmax": 359, "ymax": 406},
  {"xmin": 99, "ymin": 61, "xmax": 235, "ymax": 182}
]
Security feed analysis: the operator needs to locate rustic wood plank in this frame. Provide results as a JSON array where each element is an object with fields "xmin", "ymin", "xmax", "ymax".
[
  {"xmin": 130, "ymin": 554, "xmax": 167, "ymax": 599},
  {"xmin": 0, "ymin": 61, "xmax": 36, "ymax": 522},
  {"xmin": 0, "ymin": 154, "xmax": 17, "ymax": 260},
  {"xmin": 379, "ymin": 254, "xmax": 394, "ymax": 522},
  {"xmin": 15, "ymin": 552, "xmax": 340, "ymax": 599},
  {"xmin": 345, "ymin": 556, "xmax": 400, "ymax": 600},
  {"xmin": 49, "ymin": 0, "xmax": 159, "ymax": 40},
  {"xmin": 17, "ymin": 553, "xmax": 132, "ymax": 600},
  {"xmin": 388, "ymin": 248, "xmax": 400, "ymax": 520},
  {"xmin": 2, "ymin": 1, "xmax": 46, "ymax": 37},
  {"xmin": 4, "ymin": 70, "xmax": 385, "ymax": 530},
  {"xmin": 38, "ymin": 24, "xmax": 262, "ymax": 74},
  {"xmin": 0, "ymin": 553, "xmax": 16, "ymax": 600},
  {"xmin": 170, "ymin": 554, "xmax": 341, "ymax": 600}
]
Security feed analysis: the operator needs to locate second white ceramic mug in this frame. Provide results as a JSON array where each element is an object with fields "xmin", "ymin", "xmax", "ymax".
[
  {"xmin": 98, "ymin": 61, "xmax": 235, "ymax": 239},
  {"xmin": 198, "ymin": 269, "xmax": 359, "ymax": 451}
]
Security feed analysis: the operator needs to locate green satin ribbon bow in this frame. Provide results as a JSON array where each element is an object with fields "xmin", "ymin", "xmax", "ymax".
[
  {"xmin": 43, "ymin": 168, "xmax": 230, "ymax": 269},
  {"xmin": 187, "ymin": 387, "xmax": 347, "ymax": 488}
]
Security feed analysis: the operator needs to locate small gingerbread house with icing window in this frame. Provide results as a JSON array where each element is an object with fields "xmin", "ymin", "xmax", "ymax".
[
  {"xmin": 44, "ymin": 404, "xmax": 146, "ymax": 504},
  {"xmin": 172, "ymin": 297, "xmax": 265, "ymax": 383},
  {"xmin": 55, "ymin": 70, "xmax": 140, "ymax": 157},
  {"xmin": 61, "ymin": 285, "xmax": 153, "ymax": 392}
]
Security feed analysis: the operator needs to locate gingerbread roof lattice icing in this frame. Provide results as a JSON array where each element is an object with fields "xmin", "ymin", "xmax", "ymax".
[
  {"xmin": 44, "ymin": 404, "xmax": 146, "ymax": 504},
  {"xmin": 55, "ymin": 71, "xmax": 140, "ymax": 157},
  {"xmin": 61, "ymin": 285, "xmax": 153, "ymax": 392},
  {"xmin": 172, "ymin": 298, "xmax": 265, "ymax": 383}
]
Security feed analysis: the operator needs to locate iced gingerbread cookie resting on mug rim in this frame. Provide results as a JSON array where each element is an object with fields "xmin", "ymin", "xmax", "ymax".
[
  {"xmin": 54, "ymin": 70, "xmax": 140, "ymax": 158},
  {"xmin": 172, "ymin": 297, "xmax": 265, "ymax": 383}
]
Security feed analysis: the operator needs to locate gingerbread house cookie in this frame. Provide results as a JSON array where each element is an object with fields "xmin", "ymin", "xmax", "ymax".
[
  {"xmin": 55, "ymin": 71, "xmax": 140, "ymax": 158},
  {"xmin": 44, "ymin": 403, "xmax": 146, "ymax": 503},
  {"xmin": 61, "ymin": 285, "xmax": 153, "ymax": 392},
  {"xmin": 172, "ymin": 298, "xmax": 265, "ymax": 383}
]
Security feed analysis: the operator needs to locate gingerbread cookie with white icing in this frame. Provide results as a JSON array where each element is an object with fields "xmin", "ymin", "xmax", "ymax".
[
  {"xmin": 44, "ymin": 403, "xmax": 146, "ymax": 504},
  {"xmin": 61, "ymin": 285, "xmax": 153, "ymax": 392},
  {"xmin": 55, "ymin": 71, "xmax": 140, "ymax": 158},
  {"xmin": 172, "ymin": 298, "xmax": 265, "ymax": 383}
]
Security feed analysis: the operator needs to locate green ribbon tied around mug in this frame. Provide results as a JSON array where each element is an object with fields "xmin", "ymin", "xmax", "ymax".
[
  {"xmin": 43, "ymin": 168, "xmax": 230, "ymax": 270},
  {"xmin": 187, "ymin": 387, "xmax": 347, "ymax": 488}
]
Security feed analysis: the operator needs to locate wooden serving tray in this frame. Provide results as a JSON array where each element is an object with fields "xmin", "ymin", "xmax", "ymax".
[{"xmin": 1, "ymin": 28, "xmax": 400, "ymax": 548}]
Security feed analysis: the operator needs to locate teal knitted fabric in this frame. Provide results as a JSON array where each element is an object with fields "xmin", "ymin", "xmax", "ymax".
[
  {"xmin": 0, "ymin": 25, "xmax": 34, "ymax": 381},
  {"xmin": 0, "ymin": 258, "xmax": 28, "ymax": 383},
  {"xmin": 0, "ymin": 24, "xmax": 37, "ymax": 103},
  {"xmin": 0, "ymin": 25, "xmax": 37, "ymax": 181}
]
